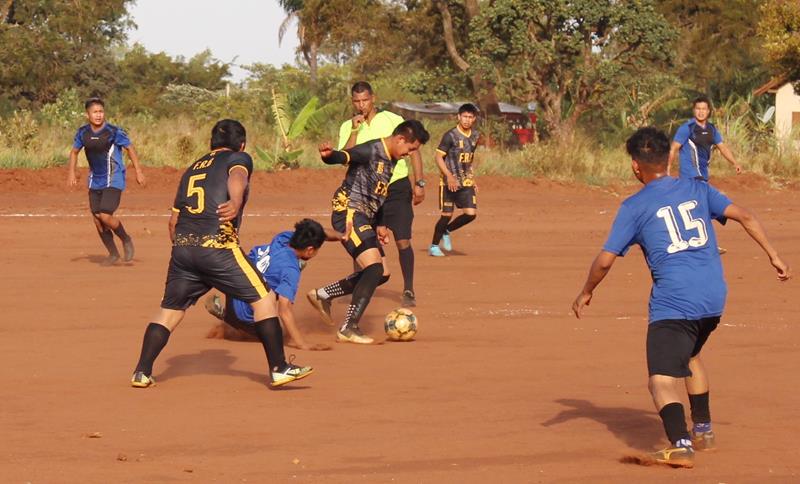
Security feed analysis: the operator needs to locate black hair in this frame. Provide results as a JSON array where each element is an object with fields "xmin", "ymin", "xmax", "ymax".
[
  {"xmin": 458, "ymin": 103, "xmax": 479, "ymax": 115},
  {"xmin": 392, "ymin": 119, "xmax": 430, "ymax": 145},
  {"xmin": 351, "ymin": 81, "xmax": 373, "ymax": 95},
  {"xmin": 289, "ymin": 219, "xmax": 326, "ymax": 250},
  {"xmin": 625, "ymin": 127, "xmax": 670, "ymax": 165},
  {"xmin": 692, "ymin": 95, "xmax": 713, "ymax": 110},
  {"xmin": 84, "ymin": 97, "xmax": 105, "ymax": 110},
  {"xmin": 210, "ymin": 119, "xmax": 246, "ymax": 151}
]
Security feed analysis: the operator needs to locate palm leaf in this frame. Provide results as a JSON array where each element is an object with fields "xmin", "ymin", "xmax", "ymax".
[
  {"xmin": 287, "ymin": 96, "xmax": 320, "ymax": 140},
  {"xmin": 270, "ymin": 88, "xmax": 291, "ymax": 148}
]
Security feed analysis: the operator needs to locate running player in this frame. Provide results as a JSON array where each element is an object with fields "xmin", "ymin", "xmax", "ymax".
[
  {"xmin": 337, "ymin": 81, "xmax": 426, "ymax": 307},
  {"xmin": 309, "ymin": 120, "xmax": 430, "ymax": 344},
  {"xmin": 429, "ymin": 103, "xmax": 480, "ymax": 257},
  {"xmin": 572, "ymin": 127, "xmax": 790, "ymax": 468},
  {"xmin": 67, "ymin": 97, "xmax": 145, "ymax": 266},
  {"xmin": 204, "ymin": 218, "xmax": 343, "ymax": 351},
  {"xmin": 130, "ymin": 119, "xmax": 312, "ymax": 389},
  {"xmin": 668, "ymin": 95, "xmax": 742, "ymax": 180}
]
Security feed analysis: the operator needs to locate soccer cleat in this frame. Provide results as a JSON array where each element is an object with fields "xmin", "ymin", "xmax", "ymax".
[
  {"xmin": 401, "ymin": 289, "xmax": 417, "ymax": 307},
  {"xmin": 270, "ymin": 361, "xmax": 314, "ymax": 387},
  {"xmin": 441, "ymin": 232, "xmax": 453, "ymax": 251},
  {"xmin": 123, "ymin": 237, "xmax": 135, "ymax": 262},
  {"xmin": 650, "ymin": 445, "xmax": 695, "ymax": 468},
  {"xmin": 336, "ymin": 324, "xmax": 374, "ymax": 344},
  {"xmin": 306, "ymin": 289, "xmax": 334, "ymax": 326},
  {"xmin": 204, "ymin": 294, "xmax": 225, "ymax": 320},
  {"xmin": 101, "ymin": 254, "xmax": 120, "ymax": 266},
  {"xmin": 131, "ymin": 371, "xmax": 155, "ymax": 388},
  {"xmin": 428, "ymin": 245, "xmax": 445, "ymax": 257},
  {"xmin": 692, "ymin": 430, "xmax": 716, "ymax": 451}
]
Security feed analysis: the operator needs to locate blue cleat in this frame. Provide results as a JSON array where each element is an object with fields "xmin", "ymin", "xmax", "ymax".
[
  {"xmin": 441, "ymin": 232, "xmax": 452, "ymax": 251},
  {"xmin": 429, "ymin": 245, "xmax": 445, "ymax": 257}
]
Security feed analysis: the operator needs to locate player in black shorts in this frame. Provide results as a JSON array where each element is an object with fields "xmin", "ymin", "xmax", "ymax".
[
  {"xmin": 429, "ymin": 103, "xmax": 480, "ymax": 257},
  {"xmin": 130, "ymin": 119, "xmax": 312, "ymax": 389},
  {"xmin": 67, "ymin": 97, "xmax": 146, "ymax": 266},
  {"xmin": 307, "ymin": 120, "xmax": 430, "ymax": 344}
]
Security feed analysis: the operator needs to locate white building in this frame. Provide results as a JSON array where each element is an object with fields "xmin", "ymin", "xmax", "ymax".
[{"xmin": 754, "ymin": 77, "xmax": 800, "ymax": 140}]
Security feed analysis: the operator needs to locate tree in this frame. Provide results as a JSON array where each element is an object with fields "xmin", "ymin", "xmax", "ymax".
[
  {"xmin": 0, "ymin": 0, "xmax": 132, "ymax": 106},
  {"xmin": 468, "ymin": 0, "xmax": 676, "ymax": 137},
  {"xmin": 758, "ymin": 0, "xmax": 800, "ymax": 93}
]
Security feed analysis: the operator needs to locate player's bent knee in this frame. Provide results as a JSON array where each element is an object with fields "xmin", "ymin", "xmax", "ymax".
[
  {"xmin": 154, "ymin": 309, "xmax": 185, "ymax": 331},
  {"xmin": 396, "ymin": 239, "xmax": 411, "ymax": 250},
  {"xmin": 463, "ymin": 209, "xmax": 477, "ymax": 217},
  {"xmin": 379, "ymin": 274, "xmax": 390, "ymax": 286},
  {"xmin": 251, "ymin": 295, "xmax": 278, "ymax": 321}
]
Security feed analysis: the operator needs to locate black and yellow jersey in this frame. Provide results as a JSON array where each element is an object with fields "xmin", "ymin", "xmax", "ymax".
[
  {"xmin": 436, "ymin": 126, "xmax": 479, "ymax": 187},
  {"xmin": 323, "ymin": 139, "xmax": 396, "ymax": 220},
  {"xmin": 171, "ymin": 149, "xmax": 253, "ymax": 248}
]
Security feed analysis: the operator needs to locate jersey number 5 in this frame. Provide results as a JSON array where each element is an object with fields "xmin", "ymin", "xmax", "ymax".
[
  {"xmin": 656, "ymin": 200, "xmax": 708, "ymax": 254},
  {"xmin": 187, "ymin": 174, "xmax": 207, "ymax": 214}
]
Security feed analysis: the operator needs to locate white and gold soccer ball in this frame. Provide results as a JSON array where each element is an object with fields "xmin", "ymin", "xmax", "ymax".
[{"xmin": 384, "ymin": 308, "xmax": 418, "ymax": 341}]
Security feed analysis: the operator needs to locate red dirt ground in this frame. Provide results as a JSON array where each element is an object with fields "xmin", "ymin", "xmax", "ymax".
[{"xmin": 0, "ymin": 167, "xmax": 797, "ymax": 483}]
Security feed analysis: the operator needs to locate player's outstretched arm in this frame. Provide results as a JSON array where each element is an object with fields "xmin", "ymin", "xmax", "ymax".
[
  {"xmin": 278, "ymin": 295, "xmax": 331, "ymax": 351},
  {"xmin": 716, "ymin": 143, "xmax": 742, "ymax": 174},
  {"xmin": 323, "ymin": 228, "xmax": 346, "ymax": 242},
  {"xmin": 572, "ymin": 250, "xmax": 618, "ymax": 319},
  {"xmin": 125, "ymin": 145, "xmax": 146, "ymax": 186},
  {"xmin": 218, "ymin": 167, "xmax": 248, "ymax": 222},
  {"xmin": 723, "ymin": 204, "xmax": 791, "ymax": 280}
]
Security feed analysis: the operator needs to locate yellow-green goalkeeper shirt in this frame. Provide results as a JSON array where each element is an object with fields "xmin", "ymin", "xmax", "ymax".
[{"xmin": 338, "ymin": 110, "xmax": 408, "ymax": 184}]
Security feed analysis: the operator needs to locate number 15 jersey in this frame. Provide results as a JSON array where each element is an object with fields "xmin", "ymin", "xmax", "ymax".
[
  {"xmin": 603, "ymin": 177, "xmax": 732, "ymax": 323},
  {"xmin": 172, "ymin": 149, "xmax": 253, "ymax": 248}
]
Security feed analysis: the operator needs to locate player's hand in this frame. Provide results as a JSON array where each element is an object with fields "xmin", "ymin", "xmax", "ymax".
[
  {"xmin": 318, "ymin": 141, "xmax": 334, "ymax": 159},
  {"xmin": 734, "ymin": 164, "xmax": 743, "ymax": 175},
  {"xmin": 377, "ymin": 225, "xmax": 390, "ymax": 245},
  {"xmin": 216, "ymin": 200, "xmax": 240, "ymax": 222},
  {"xmin": 135, "ymin": 168, "xmax": 146, "ymax": 187},
  {"xmin": 571, "ymin": 291, "xmax": 593, "ymax": 319},
  {"xmin": 413, "ymin": 185, "xmax": 425, "ymax": 205},
  {"xmin": 351, "ymin": 114, "xmax": 365, "ymax": 130},
  {"xmin": 770, "ymin": 256, "xmax": 792, "ymax": 281},
  {"xmin": 446, "ymin": 174, "xmax": 459, "ymax": 192},
  {"xmin": 67, "ymin": 171, "xmax": 77, "ymax": 188},
  {"xmin": 342, "ymin": 220, "xmax": 353, "ymax": 242}
]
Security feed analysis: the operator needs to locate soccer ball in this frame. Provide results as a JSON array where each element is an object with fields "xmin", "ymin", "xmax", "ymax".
[{"xmin": 384, "ymin": 308, "xmax": 418, "ymax": 341}]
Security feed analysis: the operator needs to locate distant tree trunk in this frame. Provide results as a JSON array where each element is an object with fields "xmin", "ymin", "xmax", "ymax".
[{"xmin": 1, "ymin": 0, "xmax": 15, "ymax": 23}]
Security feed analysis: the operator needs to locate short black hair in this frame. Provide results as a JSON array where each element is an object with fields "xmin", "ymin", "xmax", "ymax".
[
  {"xmin": 210, "ymin": 119, "xmax": 246, "ymax": 151},
  {"xmin": 84, "ymin": 97, "xmax": 104, "ymax": 110},
  {"xmin": 351, "ymin": 81, "xmax": 373, "ymax": 95},
  {"xmin": 693, "ymin": 95, "xmax": 713, "ymax": 109},
  {"xmin": 289, "ymin": 219, "xmax": 326, "ymax": 249},
  {"xmin": 458, "ymin": 103, "xmax": 479, "ymax": 115},
  {"xmin": 392, "ymin": 119, "xmax": 430, "ymax": 145},
  {"xmin": 625, "ymin": 127, "xmax": 670, "ymax": 165}
]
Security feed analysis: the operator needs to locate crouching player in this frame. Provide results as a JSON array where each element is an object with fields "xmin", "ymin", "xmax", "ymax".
[
  {"xmin": 205, "ymin": 219, "xmax": 342, "ymax": 351},
  {"xmin": 572, "ymin": 127, "xmax": 791, "ymax": 467},
  {"xmin": 131, "ymin": 119, "xmax": 312, "ymax": 389}
]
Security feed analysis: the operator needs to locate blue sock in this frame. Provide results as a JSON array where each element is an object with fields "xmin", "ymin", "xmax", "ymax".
[{"xmin": 693, "ymin": 422, "xmax": 712, "ymax": 433}]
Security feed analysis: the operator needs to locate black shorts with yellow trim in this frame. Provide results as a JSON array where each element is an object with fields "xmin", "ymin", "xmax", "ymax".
[
  {"xmin": 439, "ymin": 184, "xmax": 477, "ymax": 213},
  {"xmin": 646, "ymin": 317, "xmax": 720, "ymax": 377},
  {"xmin": 332, "ymin": 209, "xmax": 383, "ymax": 260},
  {"xmin": 380, "ymin": 177, "xmax": 414, "ymax": 240},
  {"xmin": 161, "ymin": 246, "xmax": 269, "ymax": 310}
]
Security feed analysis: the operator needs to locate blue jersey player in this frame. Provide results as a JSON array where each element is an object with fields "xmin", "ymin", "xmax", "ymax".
[
  {"xmin": 205, "ymin": 219, "xmax": 343, "ymax": 351},
  {"xmin": 67, "ymin": 97, "xmax": 146, "ymax": 266},
  {"xmin": 572, "ymin": 127, "xmax": 790, "ymax": 468}
]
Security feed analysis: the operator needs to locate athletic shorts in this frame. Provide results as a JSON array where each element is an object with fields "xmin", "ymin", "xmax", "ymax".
[
  {"xmin": 223, "ymin": 296, "xmax": 257, "ymax": 336},
  {"xmin": 161, "ymin": 246, "xmax": 269, "ymax": 310},
  {"xmin": 439, "ymin": 185, "xmax": 477, "ymax": 213},
  {"xmin": 646, "ymin": 317, "xmax": 720, "ymax": 377},
  {"xmin": 332, "ymin": 209, "xmax": 383, "ymax": 259},
  {"xmin": 89, "ymin": 188, "xmax": 122, "ymax": 214},
  {"xmin": 380, "ymin": 177, "xmax": 414, "ymax": 240}
]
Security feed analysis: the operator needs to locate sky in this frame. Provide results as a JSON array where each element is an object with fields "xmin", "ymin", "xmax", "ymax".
[{"xmin": 127, "ymin": 0, "xmax": 301, "ymax": 81}]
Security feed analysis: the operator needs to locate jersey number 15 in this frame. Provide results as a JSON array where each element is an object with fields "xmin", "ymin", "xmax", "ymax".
[{"xmin": 656, "ymin": 200, "xmax": 708, "ymax": 254}]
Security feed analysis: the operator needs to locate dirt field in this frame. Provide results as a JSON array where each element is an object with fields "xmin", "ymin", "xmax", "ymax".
[{"xmin": 0, "ymin": 167, "xmax": 797, "ymax": 483}]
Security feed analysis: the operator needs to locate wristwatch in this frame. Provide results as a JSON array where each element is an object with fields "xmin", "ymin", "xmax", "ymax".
[{"xmin": 415, "ymin": 179, "xmax": 426, "ymax": 188}]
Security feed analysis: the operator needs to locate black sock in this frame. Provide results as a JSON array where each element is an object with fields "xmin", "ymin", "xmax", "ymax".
[
  {"xmin": 398, "ymin": 246, "xmax": 414, "ymax": 292},
  {"xmin": 99, "ymin": 229, "xmax": 120, "ymax": 257},
  {"xmin": 447, "ymin": 213, "xmax": 476, "ymax": 233},
  {"xmin": 112, "ymin": 221, "xmax": 130, "ymax": 242},
  {"xmin": 134, "ymin": 323, "xmax": 171, "ymax": 375},
  {"xmin": 342, "ymin": 262, "xmax": 383, "ymax": 329},
  {"xmin": 253, "ymin": 317, "xmax": 286, "ymax": 372},
  {"xmin": 689, "ymin": 392, "xmax": 711, "ymax": 424},
  {"xmin": 320, "ymin": 271, "xmax": 390, "ymax": 300},
  {"xmin": 659, "ymin": 402, "xmax": 691, "ymax": 445},
  {"xmin": 432, "ymin": 216, "xmax": 451, "ymax": 245}
]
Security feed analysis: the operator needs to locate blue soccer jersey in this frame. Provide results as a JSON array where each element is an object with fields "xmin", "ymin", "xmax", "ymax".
[
  {"xmin": 73, "ymin": 123, "xmax": 132, "ymax": 190},
  {"xmin": 673, "ymin": 119, "xmax": 723, "ymax": 180},
  {"xmin": 232, "ymin": 231, "xmax": 302, "ymax": 323},
  {"xmin": 603, "ymin": 177, "xmax": 732, "ymax": 323}
]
